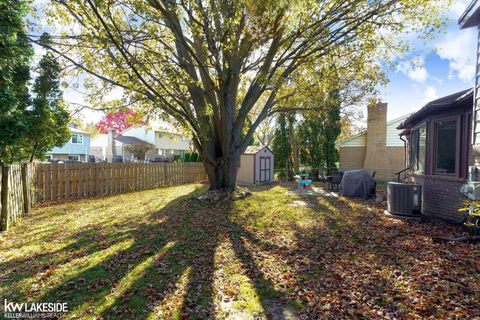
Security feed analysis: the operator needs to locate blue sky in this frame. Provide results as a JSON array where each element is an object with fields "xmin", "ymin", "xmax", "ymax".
[{"xmin": 380, "ymin": 0, "xmax": 476, "ymax": 121}]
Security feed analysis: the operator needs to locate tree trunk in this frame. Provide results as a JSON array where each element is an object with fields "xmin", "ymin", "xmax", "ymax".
[
  {"xmin": 204, "ymin": 151, "xmax": 240, "ymax": 192},
  {"xmin": 287, "ymin": 114, "xmax": 299, "ymax": 173}
]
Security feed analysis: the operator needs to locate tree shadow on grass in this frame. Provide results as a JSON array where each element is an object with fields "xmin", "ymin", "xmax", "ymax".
[
  {"xmin": 9, "ymin": 182, "xmax": 441, "ymax": 319},
  {"xmin": 24, "ymin": 188, "xmax": 294, "ymax": 319}
]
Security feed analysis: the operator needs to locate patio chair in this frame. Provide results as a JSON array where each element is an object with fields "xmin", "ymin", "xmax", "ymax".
[
  {"xmin": 318, "ymin": 172, "xmax": 328, "ymax": 183},
  {"xmin": 328, "ymin": 172, "xmax": 342, "ymax": 191}
]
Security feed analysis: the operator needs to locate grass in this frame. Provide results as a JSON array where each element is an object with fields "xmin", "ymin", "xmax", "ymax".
[{"xmin": 0, "ymin": 182, "xmax": 479, "ymax": 319}]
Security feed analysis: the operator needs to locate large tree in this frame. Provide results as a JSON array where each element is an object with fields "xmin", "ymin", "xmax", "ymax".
[
  {"xmin": 298, "ymin": 94, "xmax": 341, "ymax": 173},
  {"xmin": 22, "ymin": 51, "xmax": 71, "ymax": 162},
  {"xmin": 37, "ymin": 0, "xmax": 448, "ymax": 191},
  {"xmin": 0, "ymin": 0, "xmax": 33, "ymax": 162},
  {"xmin": 272, "ymin": 113, "xmax": 293, "ymax": 179}
]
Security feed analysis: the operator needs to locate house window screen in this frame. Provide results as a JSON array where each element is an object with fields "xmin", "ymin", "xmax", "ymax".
[{"xmin": 435, "ymin": 120, "xmax": 457, "ymax": 174}]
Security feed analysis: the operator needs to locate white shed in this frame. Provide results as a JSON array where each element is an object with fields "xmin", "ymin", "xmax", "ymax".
[{"xmin": 237, "ymin": 146, "xmax": 274, "ymax": 185}]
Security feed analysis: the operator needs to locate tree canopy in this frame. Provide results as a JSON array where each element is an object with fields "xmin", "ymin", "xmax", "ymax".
[
  {"xmin": 38, "ymin": 0, "xmax": 450, "ymax": 190},
  {"xmin": 96, "ymin": 109, "xmax": 143, "ymax": 134},
  {"xmin": 0, "ymin": 0, "xmax": 34, "ymax": 161},
  {"xmin": 21, "ymin": 51, "xmax": 71, "ymax": 162}
]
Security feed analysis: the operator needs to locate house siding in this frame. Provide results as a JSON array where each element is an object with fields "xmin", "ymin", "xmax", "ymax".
[
  {"xmin": 386, "ymin": 116, "xmax": 409, "ymax": 147},
  {"xmin": 120, "ymin": 126, "xmax": 191, "ymax": 153},
  {"xmin": 237, "ymin": 154, "xmax": 255, "ymax": 185},
  {"xmin": 121, "ymin": 126, "xmax": 156, "ymax": 144},
  {"xmin": 338, "ymin": 133, "xmax": 367, "ymax": 147},
  {"xmin": 47, "ymin": 133, "xmax": 90, "ymax": 157}
]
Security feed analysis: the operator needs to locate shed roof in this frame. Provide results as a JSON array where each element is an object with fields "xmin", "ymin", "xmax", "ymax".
[
  {"xmin": 243, "ymin": 145, "xmax": 271, "ymax": 155},
  {"xmin": 398, "ymin": 89, "xmax": 473, "ymax": 130}
]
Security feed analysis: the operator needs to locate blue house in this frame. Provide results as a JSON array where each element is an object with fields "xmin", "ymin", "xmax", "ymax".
[{"xmin": 45, "ymin": 127, "xmax": 91, "ymax": 162}]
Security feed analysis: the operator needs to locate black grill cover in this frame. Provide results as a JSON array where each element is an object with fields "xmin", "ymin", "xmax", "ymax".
[{"xmin": 339, "ymin": 169, "xmax": 376, "ymax": 199}]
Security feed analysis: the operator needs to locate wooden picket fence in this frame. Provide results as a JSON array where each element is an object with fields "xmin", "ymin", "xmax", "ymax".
[{"xmin": 0, "ymin": 162, "xmax": 206, "ymax": 231}]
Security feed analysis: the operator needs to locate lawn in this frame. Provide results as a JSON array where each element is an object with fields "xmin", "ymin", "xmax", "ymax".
[{"xmin": 0, "ymin": 183, "xmax": 479, "ymax": 319}]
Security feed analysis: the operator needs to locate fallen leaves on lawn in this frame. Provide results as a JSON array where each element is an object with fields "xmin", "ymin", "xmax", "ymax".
[{"xmin": 0, "ymin": 182, "xmax": 478, "ymax": 319}]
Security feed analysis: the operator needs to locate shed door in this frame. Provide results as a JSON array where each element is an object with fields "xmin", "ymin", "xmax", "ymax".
[{"xmin": 259, "ymin": 156, "xmax": 271, "ymax": 182}]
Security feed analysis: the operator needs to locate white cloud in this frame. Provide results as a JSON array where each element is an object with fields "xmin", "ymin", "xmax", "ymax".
[
  {"xmin": 396, "ymin": 56, "xmax": 428, "ymax": 83},
  {"xmin": 423, "ymin": 86, "xmax": 438, "ymax": 103},
  {"xmin": 436, "ymin": 28, "xmax": 476, "ymax": 83}
]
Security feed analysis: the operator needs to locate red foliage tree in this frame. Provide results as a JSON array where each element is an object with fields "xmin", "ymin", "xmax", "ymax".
[{"xmin": 95, "ymin": 109, "xmax": 142, "ymax": 134}]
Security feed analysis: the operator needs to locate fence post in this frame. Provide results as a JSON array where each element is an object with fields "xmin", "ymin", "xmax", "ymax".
[
  {"xmin": 21, "ymin": 163, "xmax": 30, "ymax": 215},
  {"xmin": 1, "ymin": 165, "xmax": 10, "ymax": 231}
]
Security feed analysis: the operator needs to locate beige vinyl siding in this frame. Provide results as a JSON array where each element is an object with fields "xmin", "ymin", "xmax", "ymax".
[
  {"xmin": 155, "ymin": 133, "xmax": 190, "ymax": 151},
  {"xmin": 337, "ymin": 133, "xmax": 367, "ymax": 147},
  {"xmin": 237, "ymin": 154, "xmax": 255, "ymax": 184}
]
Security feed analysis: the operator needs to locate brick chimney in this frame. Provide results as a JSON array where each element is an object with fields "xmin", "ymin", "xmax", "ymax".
[
  {"xmin": 106, "ymin": 129, "xmax": 116, "ymax": 162},
  {"xmin": 363, "ymin": 102, "xmax": 388, "ymax": 178}
]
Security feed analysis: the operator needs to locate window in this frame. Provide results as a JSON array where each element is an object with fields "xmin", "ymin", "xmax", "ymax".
[
  {"xmin": 45, "ymin": 155, "xmax": 52, "ymax": 160},
  {"xmin": 68, "ymin": 155, "xmax": 80, "ymax": 161},
  {"xmin": 434, "ymin": 120, "xmax": 457, "ymax": 175},
  {"xmin": 71, "ymin": 134, "xmax": 83, "ymax": 144},
  {"xmin": 410, "ymin": 124, "xmax": 426, "ymax": 173}
]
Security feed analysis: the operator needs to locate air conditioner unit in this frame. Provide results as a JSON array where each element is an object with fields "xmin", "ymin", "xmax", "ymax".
[{"xmin": 387, "ymin": 182, "xmax": 422, "ymax": 215}]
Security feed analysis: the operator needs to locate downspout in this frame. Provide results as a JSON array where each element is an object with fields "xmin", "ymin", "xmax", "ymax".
[{"xmin": 400, "ymin": 135, "xmax": 407, "ymax": 170}]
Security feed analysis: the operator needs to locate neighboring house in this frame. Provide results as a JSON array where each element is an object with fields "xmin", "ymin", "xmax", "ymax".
[
  {"xmin": 237, "ymin": 146, "xmax": 274, "ymax": 185},
  {"xmin": 90, "ymin": 125, "xmax": 191, "ymax": 162},
  {"xmin": 336, "ymin": 103, "xmax": 410, "ymax": 181},
  {"xmin": 45, "ymin": 127, "xmax": 91, "ymax": 162},
  {"xmin": 397, "ymin": 89, "xmax": 473, "ymax": 222}
]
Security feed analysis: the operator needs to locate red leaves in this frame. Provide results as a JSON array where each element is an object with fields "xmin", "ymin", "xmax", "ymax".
[{"xmin": 95, "ymin": 109, "xmax": 144, "ymax": 134}]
